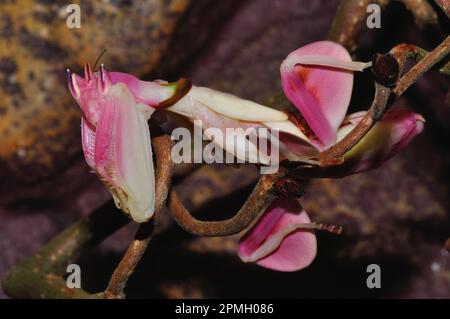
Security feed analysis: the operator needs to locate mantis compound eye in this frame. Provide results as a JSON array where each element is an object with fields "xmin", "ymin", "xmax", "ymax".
[{"xmin": 67, "ymin": 69, "xmax": 80, "ymax": 99}]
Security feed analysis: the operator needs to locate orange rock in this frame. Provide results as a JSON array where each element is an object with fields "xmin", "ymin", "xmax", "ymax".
[{"xmin": 0, "ymin": 0, "xmax": 190, "ymax": 182}]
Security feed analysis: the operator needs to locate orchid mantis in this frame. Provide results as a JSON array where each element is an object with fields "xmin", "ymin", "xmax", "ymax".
[{"xmin": 68, "ymin": 41, "xmax": 424, "ymax": 272}]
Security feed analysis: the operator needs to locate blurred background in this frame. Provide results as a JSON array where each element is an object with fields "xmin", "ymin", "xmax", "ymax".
[{"xmin": 0, "ymin": 0, "xmax": 449, "ymax": 298}]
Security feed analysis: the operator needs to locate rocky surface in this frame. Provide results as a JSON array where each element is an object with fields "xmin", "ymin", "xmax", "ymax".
[
  {"xmin": 0, "ymin": 0, "xmax": 190, "ymax": 182},
  {"xmin": 0, "ymin": 0, "xmax": 449, "ymax": 298}
]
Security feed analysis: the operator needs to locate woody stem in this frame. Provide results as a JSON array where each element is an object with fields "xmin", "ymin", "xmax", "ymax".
[
  {"xmin": 168, "ymin": 169, "xmax": 283, "ymax": 237},
  {"xmin": 319, "ymin": 36, "xmax": 450, "ymax": 163},
  {"xmin": 393, "ymin": 36, "xmax": 450, "ymax": 97},
  {"xmin": 2, "ymin": 131, "xmax": 173, "ymax": 299},
  {"xmin": 103, "ymin": 131, "xmax": 173, "ymax": 299}
]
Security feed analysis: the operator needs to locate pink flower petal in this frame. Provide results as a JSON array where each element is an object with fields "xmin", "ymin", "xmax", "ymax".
[
  {"xmin": 187, "ymin": 86, "xmax": 288, "ymax": 122},
  {"xmin": 110, "ymin": 72, "xmax": 191, "ymax": 108},
  {"xmin": 289, "ymin": 55, "xmax": 371, "ymax": 71},
  {"xmin": 81, "ymin": 117, "xmax": 96, "ymax": 169},
  {"xmin": 291, "ymin": 108, "xmax": 425, "ymax": 178},
  {"xmin": 238, "ymin": 198, "xmax": 317, "ymax": 272},
  {"xmin": 170, "ymin": 88, "xmax": 278, "ymax": 165},
  {"xmin": 93, "ymin": 83, "xmax": 155, "ymax": 223},
  {"xmin": 341, "ymin": 108, "xmax": 425, "ymax": 174},
  {"xmin": 280, "ymin": 41, "xmax": 354, "ymax": 150},
  {"xmin": 277, "ymin": 134, "xmax": 318, "ymax": 164}
]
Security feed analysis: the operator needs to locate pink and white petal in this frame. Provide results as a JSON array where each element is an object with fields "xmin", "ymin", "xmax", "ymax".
[
  {"xmin": 342, "ymin": 108, "xmax": 425, "ymax": 173},
  {"xmin": 175, "ymin": 94, "xmax": 271, "ymax": 164},
  {"xmin": 81, "ymin": 117, "xmax": 96, "ymax": 169},
  {"xmin": 166, "ymin": 93, "xmax": 195, "ymax": 118},
  {"xmin": 287, "ymin": 55, "xmax": 371, "ymax": 71},
  {"xmin": 280, "ymin": 41, "xmax": 354, "ymax": 149},
  {"xmin": 188, "ymin": 86, "xmax": 288, "ymax": 122},
  {"xmin": 304, "ymin": 108, "xmax": 425, "ymax": 177},
  {"xmin": 238, "ymin": 198, "xmax": 317, "ymax": 272},
  {"xmin": 170, "ymin": 89, "xmax": 310, "ymax": 164},
  {"xmin": 94, "ymin": 83, "xmax": 155, "ymax": 223},
  {"xmin": 263, "ymin": 120, "xmax": 319, "ymax": 162},
  {"xmin": 190, "ymin": 96, "xmax": 259, "ymax": 132},
  {"xmin": 336, "ymin": 111, "xmax": 367, "ymax": 142},
  {"xmin": 110, "ymin": 72, "xmax": 191, "ymax": 108},
  {"xmin": 278, "ymin": 133, "xmax": 319, "ymax": 162},
  {"xmin": 263, "ymin": 120, "xmax": 309, "ymax": 142}
]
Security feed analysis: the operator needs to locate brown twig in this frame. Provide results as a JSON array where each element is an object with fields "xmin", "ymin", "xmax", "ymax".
[
  {"xmin": 4, "ymin": 6, "xmax": 449, "ymax": 299},
  {"xmin": 328, "ymin": 0, "xmax": 442, "ymax": 51},
  {"xmin": 318, "ymin": 82, "xmax": 391, "ymax": 163},
  {"xmin": 103, "ymin": 132, "xmax": 173, "ymax": 299},
  {"xmin": 399, "ymin": 45, "xmax": 450, "ymax": 74},
  {"xmin": 399, "ymin": 0, "xmax": 438, "ymax": 27},
  {"xmin": 328, "ymin": 0, "xmax": 390, "ymax": 52},
  {"xmin": 165, "ymin": 36, "xmax": 450, "ymax": 236},
  {"xmin": 394, "ymin": 36, "xmax": 450, "ymax": 96},
  {"xmin": 2, "ymin": 131, "xmax": 173, "ymax": 299},
  {"xmin": 168, "ymin": 170, "xmax": 283, "ymax": 237},
  {"xmin": 102, "ymin": 221, "xmax": 155, "ymax": 299},
  {"xmin": 319, "ymin": 36, "xmax": 450, "ymax": 164},
  {"xmin": 2, "ymin": 201, "xmax": 129, "ymax": 299},
  {"xmin": 433, "ymin": 0, "xmax": 450, "ymax": 18}
]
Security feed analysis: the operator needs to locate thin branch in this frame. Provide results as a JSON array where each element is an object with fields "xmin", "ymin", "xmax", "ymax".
[
  {"xmin": 102, "ymin": 132, "xmax": 173, "ymax": 299},
  {"xmin": 2, "ymin": 130, "xmax": 173, "ymax": 299},
  {"xmin": 391, "ymin": 44, "xmax": 450, "ymax": 75},
  {"xmin": 102, "ymin": 221, "xmax": 155, "ymax": 299},
  {"xmin": 328, "ymin": 0, "xmax": 390, "ymax": 52},
  {"xmin": 394, "ymin": 36, "xmax": 450, "ymax": 96},
  {"xmin": 318, "ymin": 82, "xmax": 391, "ymax": 163},
  {"xmin": 1, "ymin": 202, "xmax": 129, "ymax": 299},
  {"xmin": 5, "ymin": 10, "xmax": 449, "ymax": 300},
  {"xmin": 433, "ymin": 0, "xmax": 450, "ymax": 18},
  {"xmin": 319, "ymin": 36, "xmax": 450, "ymax": 164},
  {"xmin": 168, "ymin": 170, "xmax": 283, "ymax": 237},
  {"xmin": 398, "ymin": 0, "xmax": 438, "ymax": 27},
  {"xmin": 114, "ymin": 37, "xmax": 450, "ymax": 241}
]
